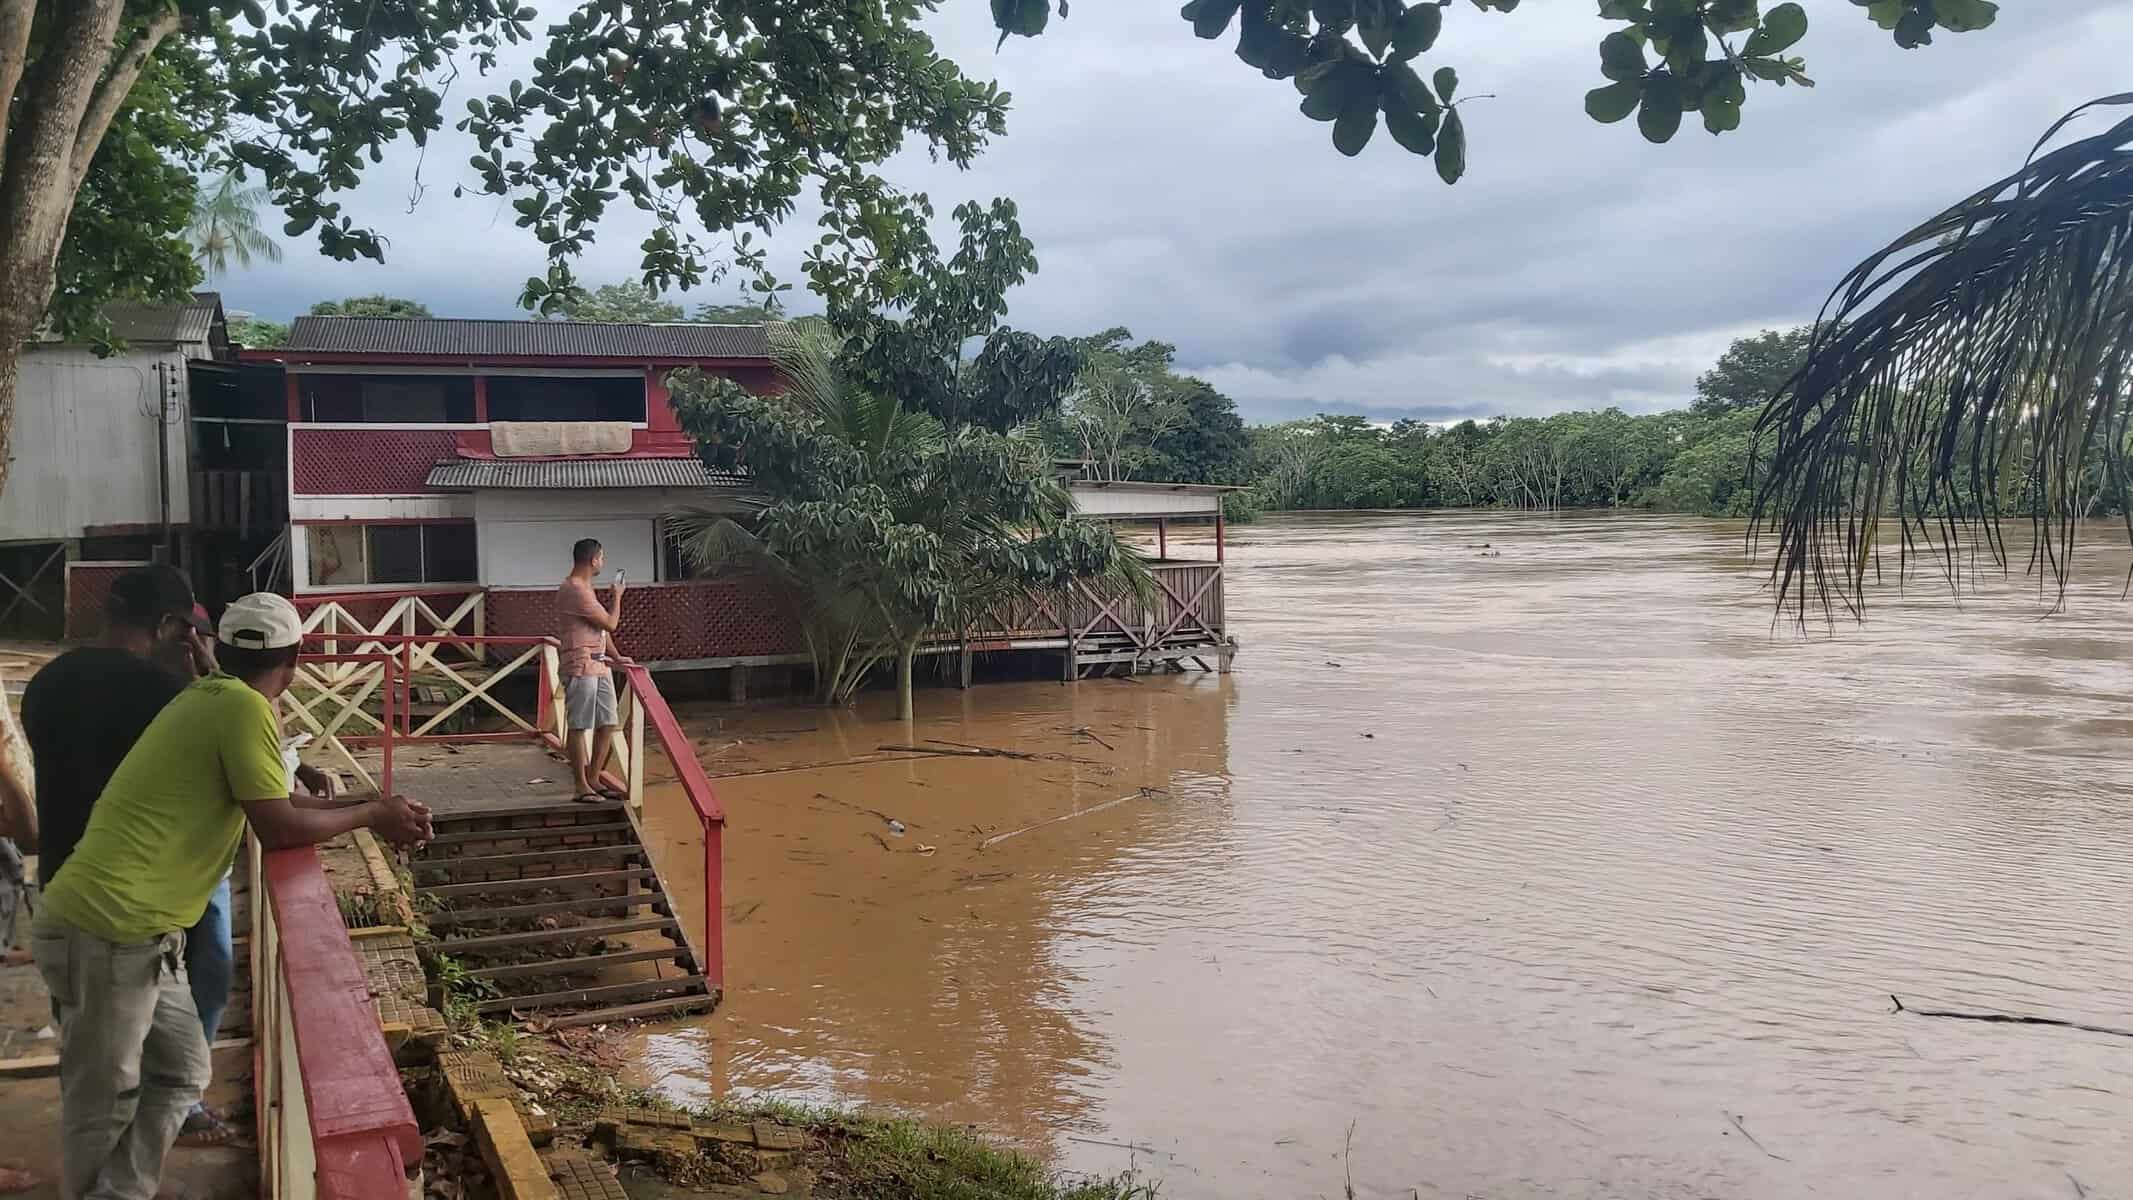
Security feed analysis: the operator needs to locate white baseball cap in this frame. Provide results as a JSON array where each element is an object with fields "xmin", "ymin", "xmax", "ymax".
[{"xmin": 218, "ymin": 592, "xmax": 304, "ymax": 650}]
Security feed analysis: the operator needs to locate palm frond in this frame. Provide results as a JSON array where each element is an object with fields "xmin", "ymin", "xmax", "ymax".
[
  {"xmin": 766, "ymin": 318, "xmax": 847, "ymax": 426},
  {"xmin": 665, "ymin": 505, "xmax": 791, "ymax": 584},
  {"xmin": 1754, "ymin": 95, "xmax": 2133, "ymax": 618}
]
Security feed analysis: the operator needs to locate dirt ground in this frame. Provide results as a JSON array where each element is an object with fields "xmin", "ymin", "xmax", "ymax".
[{"xmin": 0, "ymin": 1042, "xmax": 257, "ymax": 1199}]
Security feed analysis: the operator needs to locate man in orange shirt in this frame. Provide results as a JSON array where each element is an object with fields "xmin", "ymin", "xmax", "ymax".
[{"xmin": 557, "ymin": 538, "xmax": 625, "ymax": 803}]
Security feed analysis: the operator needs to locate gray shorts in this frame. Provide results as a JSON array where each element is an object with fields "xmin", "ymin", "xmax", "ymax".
[{"xmin": 565, "ymin": 673, "xmax": 618, "ymax": 731}]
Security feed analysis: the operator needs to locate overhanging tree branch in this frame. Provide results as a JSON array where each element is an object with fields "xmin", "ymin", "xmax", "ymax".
[{"xmin": 72, "ymin": 5, "xmax": 182, "ymax": 190}]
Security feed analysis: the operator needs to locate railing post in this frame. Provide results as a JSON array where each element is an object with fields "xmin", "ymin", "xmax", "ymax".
[
  {"xmin": 703, "ymin": 818, "xmax": 724, "ymax": 993},
  {"xmin": 627, "ymin": 683, "xmax": 646, "ymax": 818}
]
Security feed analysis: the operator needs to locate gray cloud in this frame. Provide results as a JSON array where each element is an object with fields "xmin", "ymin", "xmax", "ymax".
[{"xmin": 224, "ymin": 3, "xmax": 2133, "ymax": 425}]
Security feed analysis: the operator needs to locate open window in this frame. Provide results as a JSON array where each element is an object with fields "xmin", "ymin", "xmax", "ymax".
[
  {"xmin": 305, "ymin": 522, "xmax": 477, "ymax": 587},
  {"xmin": 487, "ymin": 375, "xmax": 646, "ymax": 423},
  {"xmin": 299, "ymin": 374, "xmax": 476, "ymax": 423}
]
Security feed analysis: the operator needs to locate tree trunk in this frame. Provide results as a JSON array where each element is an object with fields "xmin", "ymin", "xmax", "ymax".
[
  {"xmin": 0, "ymin": 0, "xmax": 176, "ymax": 499},
  {"xmin": 895, "ymin": 636, "xmax": 918, "ymax": 722}
]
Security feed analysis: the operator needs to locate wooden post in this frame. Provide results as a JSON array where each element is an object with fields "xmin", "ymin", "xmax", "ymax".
[
  {"xmin": 727, "ymin": 664, "xmax": 750, "ymax": 704},
  {"xmin": 284, "ymin": 372, "xmax": 300, "ymax": 421},
  {"xmin": 1215, "ymin": 513, "xmax": 1226, "ymax": 563},
  {"xmin": 1157, "ymin": 518, "xmax": 1167, "ymax": 561},
  {"xmin": 472, "ymin": 375, "xmax": 489, "ymax": 423},
  {"xmin": 958, "ymin": 641, "xmax": 973, "ymax": 689}
]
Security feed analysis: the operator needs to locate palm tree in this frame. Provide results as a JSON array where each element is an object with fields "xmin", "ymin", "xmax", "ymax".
[
  {"xmin": 666, "ymin": 318, "xmax": 946, "ymax": 707},
  {"xmin": 667, "ymin": 318, "xmax": 1149, "ymax": 718},
  {"xmin": 1754, "ymin": 95, "xmax": 2133, "ymax": 618},
  {"xmin": 188, "ymin": 171, "xmax": 282, "ymax": 279}
]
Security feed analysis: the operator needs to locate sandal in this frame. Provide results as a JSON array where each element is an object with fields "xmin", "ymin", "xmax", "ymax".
[
  {"xmin": 572, "ymin": 792, "xmax": 607, "ymax": 804},
  {"xmin": 174, "ymin": 1107, "xmax": 239, "ymax": 1148}
]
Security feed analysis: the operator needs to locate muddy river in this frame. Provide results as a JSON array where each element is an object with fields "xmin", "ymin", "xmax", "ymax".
[{"xmin": 633, "ymin": 511, "xmax": 2133, "ymax": 1199}]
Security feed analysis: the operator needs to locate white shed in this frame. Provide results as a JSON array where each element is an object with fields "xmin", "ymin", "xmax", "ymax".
[
  {"xmin": 1, "ymin": 293, "xmax": 227, "ymax": 546},
  {"xmin": 0, "ymin": 294, "xmax": 229, "ymax": 636}
]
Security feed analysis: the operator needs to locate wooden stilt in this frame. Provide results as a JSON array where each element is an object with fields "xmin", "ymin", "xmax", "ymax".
[
  {"xmin": 958, "ymin": 642, "xmax": 973, "ymax": 689},
  {"xmin": 728, "ymin": 664, "xmax": 750, "ymax": 704}
]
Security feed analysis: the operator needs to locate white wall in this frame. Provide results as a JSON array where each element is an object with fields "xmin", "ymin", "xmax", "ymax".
[
  {"xmin": 474, "ymin": 489, "xmax": 684, "ymax": 587},
  {"xmin": 0, "ymin": 347, "xmax": 191, "ymax": 541},
  {"xmin": 1068, "ymin": 486, "xmax": 1222, "ymax": 518}
]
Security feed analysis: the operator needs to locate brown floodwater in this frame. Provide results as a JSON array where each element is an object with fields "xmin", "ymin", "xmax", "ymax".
[{"xmin": 630, "ymin": 510, "xmax": 2133, "ymax": 1199}]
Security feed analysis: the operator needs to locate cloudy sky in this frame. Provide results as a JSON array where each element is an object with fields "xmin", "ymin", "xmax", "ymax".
[{"xmin": 222, "ymin": 2, "xmax": 2133, "ymax": 425}]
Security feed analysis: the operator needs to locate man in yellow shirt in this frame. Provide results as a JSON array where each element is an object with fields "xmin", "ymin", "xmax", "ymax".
[{"xmin": 32, "ymin": 593, "xmax": 432, "ymax": 1200}]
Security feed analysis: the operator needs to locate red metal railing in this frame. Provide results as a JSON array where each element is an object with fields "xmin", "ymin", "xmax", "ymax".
[{"xmin": 619, "ymin": 660, "xmax": 726, "ymax": 990}]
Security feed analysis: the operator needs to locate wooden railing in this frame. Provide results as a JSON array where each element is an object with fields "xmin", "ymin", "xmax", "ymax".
[
  {"xmin": 283, "ymin": 650, "xmax": 398, "ymax": 802},
  {"xmin": 294, "ymin": 632, "xmax": 724, "ymax": 991},
  {"xmin": 255, "ymin": 650, "xmax": 419, "ymax": 1198}
]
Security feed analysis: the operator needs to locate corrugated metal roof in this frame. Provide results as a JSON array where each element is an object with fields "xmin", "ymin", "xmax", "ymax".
[
  {"xmin": 285, "ymin": 316, "xmax": 769, "ymax": 360},
  {"xmin": 99, "ymin": 291, "xmax": 224, "ymax": 346},
  {"xmin": 426, "ymin": 457, "xmax": 753, "ymax": 490}
]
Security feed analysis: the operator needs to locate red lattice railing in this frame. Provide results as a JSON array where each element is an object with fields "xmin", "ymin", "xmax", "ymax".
[
  {"xmin": 486, "ymin": 579, "xmax": 804, "ymax": 663},
  {"xmin": 291, "ymin": 427, "xmax": 460, "ymax": 495}
]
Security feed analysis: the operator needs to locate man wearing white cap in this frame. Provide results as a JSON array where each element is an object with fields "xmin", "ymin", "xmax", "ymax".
[{"xmin": 32, "ymin": 593, "xmax": 432, "ymax": 1200}]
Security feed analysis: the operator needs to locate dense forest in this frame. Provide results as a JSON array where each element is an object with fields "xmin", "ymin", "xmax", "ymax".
[{"xmin": 1042, "ymin": 326, "xmax": 1814, "ymax": 521}]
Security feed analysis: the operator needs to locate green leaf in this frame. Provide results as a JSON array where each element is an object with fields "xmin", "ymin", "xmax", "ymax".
[
  {"xmin": 1390, "ymin": 4, "xmax": 1443, "ymax": 60},
  {"xmin": 1332, "ymin": 95, "xmax": 1378, "ymax": 155},
  {"xmin": 1743, "ymin": 3, "xmax": 1808, "ymax": 56},
  {"xmin": 1434, "ymin": 106, "xmax": 1465, "ymax": 183},
  {"xmin": 1356, "ymin": 0, "xmax": 1397, "ymax": 56},
  {"xmin": 1933, "ymin": 0, "xmax": 1998, "ymax": 32},
  {"xmin": 1700, "ymin": 93, "xmax": 1741, "ymax": 134},
  {"xmin": 1300, "ymin": 63, "xmax": 1374, "ymax": 122},
  {"xmin": 1864, "ymin": 0, "xmax": 1904, "ymax": 30},
  {"xmin": 1385, "ymin": 63, "xmax": 1441, "ymax": 114},
  {"xmin": 1433, "ymin": 66, "xmax": 1458, "ymax": 102},
  {"xmin": 1311, "ymin": 0, "xmax": 1354, "ymax": 25},
  {"xmin": 1584, "ymin": 79, "xmax": 1643, "ymax": 124},
  {"xmin": 1598, "ymin": 31, "xmax": 1647, "ymax": 82},
  {"xmin": 1384, "ymin": 99, "xmax": 1439, "ymax": 154},
  {"xmin": 1180, "ymin": 0, "xmax": 1243, "ymax": 39},
  {"xmin": 992, "ymin": 0, "xmax": 1051, "ymax": 45},
  {"xmin": 1637, "ymin": 71, "xmax": 1683, "ymax": 143}
]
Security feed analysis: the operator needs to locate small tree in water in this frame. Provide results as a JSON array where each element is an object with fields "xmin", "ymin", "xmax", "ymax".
[{"xmin": 667, "ymin": 319, "xmax": 1146, "ymax": 718}]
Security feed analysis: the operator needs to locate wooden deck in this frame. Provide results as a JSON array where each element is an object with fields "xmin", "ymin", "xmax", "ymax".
[{"xmin": 382, "ymin": 741, "xmax": 585, "ymax": 817}]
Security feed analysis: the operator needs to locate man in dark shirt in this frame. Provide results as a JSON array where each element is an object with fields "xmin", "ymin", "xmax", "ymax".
[
  {"xmin": 22, "ymin": 567, "xmax": 208, "ymax": 886},
  {"xmin": 21, "ymin": 566, "xmax": 229, "ymax": 1145}
]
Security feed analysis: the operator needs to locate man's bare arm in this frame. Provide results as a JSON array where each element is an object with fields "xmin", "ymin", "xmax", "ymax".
[{"xmin": 0, "ymin": 744, "xmax": 34, "ymax": 851}]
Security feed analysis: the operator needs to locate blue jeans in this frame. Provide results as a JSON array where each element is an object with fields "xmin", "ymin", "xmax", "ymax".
[{"xmin": 184, "ymin": 876, "xmax": 232, "ymax": 1045}]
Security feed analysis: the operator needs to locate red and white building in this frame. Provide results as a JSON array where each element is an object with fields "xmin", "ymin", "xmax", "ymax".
[{"xmin": 239, "ymin": 314, "xmax": 1232, "ymax": 676}]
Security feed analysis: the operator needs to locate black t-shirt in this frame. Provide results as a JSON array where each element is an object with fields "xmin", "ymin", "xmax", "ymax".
[{"xmin": 20, "ymin": 647, "xmax": 185, "ymax": 887}]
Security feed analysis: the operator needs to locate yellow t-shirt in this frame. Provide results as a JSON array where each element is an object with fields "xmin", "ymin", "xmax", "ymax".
[{"xmin": 40, "ymin": 674, "xmax": 285, "ymax": 944}]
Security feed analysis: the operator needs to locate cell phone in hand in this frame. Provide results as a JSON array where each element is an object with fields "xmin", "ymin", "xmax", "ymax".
[{"xmin": 613, "ymin": 568, "xmax": 626, "ymax": 584}]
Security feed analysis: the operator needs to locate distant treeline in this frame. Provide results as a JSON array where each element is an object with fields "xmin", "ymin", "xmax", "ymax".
[{"xmin": 1054, "ymin": 326, "xmax": 1816, "ymax": 521}]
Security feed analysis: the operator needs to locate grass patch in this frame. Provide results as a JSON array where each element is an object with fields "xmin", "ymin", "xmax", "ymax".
[{"xmin": 832, "ymin": 1115, "xmax": 1157, "ymax": 1200}]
